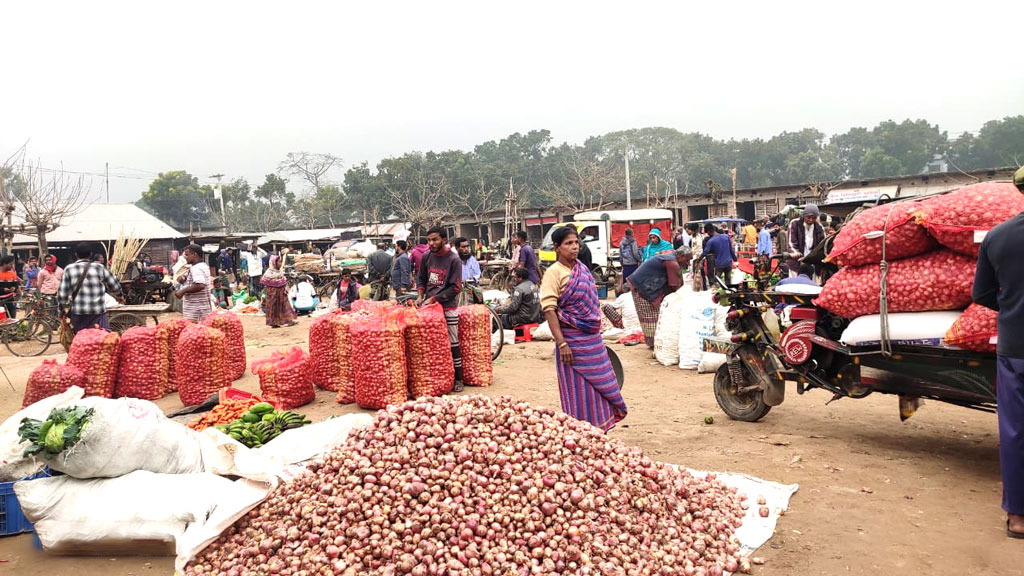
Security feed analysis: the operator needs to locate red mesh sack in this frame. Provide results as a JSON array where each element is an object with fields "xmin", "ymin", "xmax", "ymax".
[
  {"xmin": 156, "ymin": 318, "xmax": 189, "ymax": 393},
  {"xmin": 66, "ymin": 328, "xmax": 121, "ymax": 398},
  {"xmin": 251, "ymin": 346, "xmax": 314, "ymax": 410},
  {"xmin": 176, "ymin": 323, "xmax": 231, "ymax": 406},
  {"xmin": 404, "ymin": 303, "xmax": 454, "ymax": 398},
  {"xmin": 309, "ymin": 312, "xmax": 341, "ymax": 391},
  {"xmin": 351, "ymin": 300, "xmax": 395, "ymax": 314},
  {"xmin": 334, "ymin": 311, "xmax": 370, "ymax": 404},
  {"xmin": 350, "ymin": 311, "xmax": 407, "ymax": 410},
  {"xmin": 827, "ymin": 201, "xmax": 936, "ymax": 267},
  {"xmin": 458, "ymin": 305, "xmax": 493, "ymax": 387},
  {"xmin": 814, "ymin": 249, "xmax": 975, "ymax": 319},
  {"xmin": 944, "ymin": 304, "xmax": 998, "ymax": 353},
  {"xmin": 23, "ymin": 360, "xmax": 84, "ymax": 408},
  {"xmin": 114, "ymin": 325, "xmax": 170, "ymax": 400},
  {"xmin": 916, "ymin": 182, "xmax": 1024, "ymax": 257},
  {"xmin": 202, "ymin": 310, "xmax": 246, "ymax": 380}
]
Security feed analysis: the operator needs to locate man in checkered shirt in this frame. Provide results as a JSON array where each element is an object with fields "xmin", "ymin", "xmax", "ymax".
[{"xmin": 57, "ymin": 244, "xmax": 122, "ymax": 335}]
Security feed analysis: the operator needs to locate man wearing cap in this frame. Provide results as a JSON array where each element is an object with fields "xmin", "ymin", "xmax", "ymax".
[
  {"xmin": 786, "ymin": 204, "xmax": 825, "ymax": 277},
  {"xmin": 973, "ymin": 165, "xmax": 1024, "ymax": 539}
]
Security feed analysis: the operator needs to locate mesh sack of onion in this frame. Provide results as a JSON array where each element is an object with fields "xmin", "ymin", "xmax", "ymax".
[
  {"xmin": 403, "ymin": 303, "xmax": 454, "ymax": 398},
  {"xmin": 156, "ymin": 318, "xmax": 189, "ymax": 393},
  {"xmin": 113, "ymin": 325, "xmax": 171, "ymax": 400},
  {"xmin": 458, "ymin": 304, "xmax": 493, "ymax": 387},
  {"xmin": 66, "ymin": 328, "xmax": 121, "ymax": 398},
  {"xmin": 826, "ymin": 201, "xmax": 936, "ymax": 267},
  {"xmin": 350, "ymin": 310, "xmax": 408, "ymax": 410},
  {"xmin": 175, "ymin": 324, "xmax": 231, "ymax": 406},
  {"xmin": 251, "ymin": 346, "xmax": 315, "ymax": 410},
  {"xmin": 202, "ymin": 310, "xmax": 247, "ymax": 381},
  {"xmin": 814, "ymin": 249, "xmax": 975, "ymax": 319},
  {"xmin": 351, "ymin": 299, "xmax": 396, "ymax": 314},
  {"xmin": 944, "ymin": 303, "xmax": 998, "ymax": 353},
  {"xmin": 915, "ymin": 181, "xmax": 1024, "ymax": 257},
  {"xmin": 23, "ymin": 360, "xmax": 84, "ymax": 408},
  {"xmin": 184, "ymin": 395, "xmax": 751, "ymax": 576},
  {"xmin": 309, "ymin": 312, "xmax": 342, "ymax": 392}
]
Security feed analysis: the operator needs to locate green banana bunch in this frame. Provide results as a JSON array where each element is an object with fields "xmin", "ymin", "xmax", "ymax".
[{"xmin": 213, "ymin": 406, "xmax": 312, "ymax": 449}]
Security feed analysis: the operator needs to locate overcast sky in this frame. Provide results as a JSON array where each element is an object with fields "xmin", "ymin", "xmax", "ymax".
[{"xmin": 3, "ymin": 0, "xmax": 1021, "ymax": 205}]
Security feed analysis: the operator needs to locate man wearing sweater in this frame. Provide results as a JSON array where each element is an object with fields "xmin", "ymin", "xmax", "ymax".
[{"xmin": 973, "ymin": 165, "xmax": 1024, "ymax": 539}]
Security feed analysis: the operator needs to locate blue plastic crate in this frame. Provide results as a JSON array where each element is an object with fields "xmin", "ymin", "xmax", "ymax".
[{"xmin": 0, "ymin": 469, "xmax": 50, "ymax": 536}]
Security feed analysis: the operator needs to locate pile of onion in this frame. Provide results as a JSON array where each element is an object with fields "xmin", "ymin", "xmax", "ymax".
[{"xmin": 186, "ymin": 395, "xmax": 750, "ymax": 576}]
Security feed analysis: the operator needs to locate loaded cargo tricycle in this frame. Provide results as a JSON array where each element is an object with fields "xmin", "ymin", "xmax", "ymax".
[{"xmin": 703, "ymin": 263, "xmax": 996, "ymax": 422}]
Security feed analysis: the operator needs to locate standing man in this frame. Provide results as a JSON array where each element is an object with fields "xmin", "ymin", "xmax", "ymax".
[
  {"xmin": 787, "ymin": 205, "xmax": 825, "ymax": 276},
  {"xmin": 703, "ymin": 223, "xmax": 737, "ymax": 287},
  {"xmin": 0, "ymin": 256, "xmax": 21, "ymax": 319},
  {"xmin": 455, "ymin": 237, "xmax": 481, "ymax": 283},
  {"xmin": 756, "ymin": 220, "xmax": 774, "ymax": 257},
  {"xmin": 672, "ymin": 226, "xmax": 690, "ymax": 250},
  {"xmin": 57, "ymin": 244, "xmax": 122, "ymax": 333},
  {"xmin": 23, "ymin": 256, "xmax": 39, "ymax": 292},
  {"xmin": 367, "ymin": 244, "xmax": 394, "ymax": 301},
  {"xmin": 219, "ymin": 248, "xmax": 234, "ymax": 283},
  {"xmin": 973, "ymin": 165, "xmax": 1024, "ymax": 539},
  {"xmin": 416, "ymin": 226, "xmax": 464, "ymax": 392},
  {"xmin": 244, "ymin": 243, "xmax": 266, "ymax": 299},
  {"xmin": 626, "ymin": 246, "xmax": 693, "ymax": 348},
  {"xmin": 175, "ymin": 244, "xmax": 213, "ymax": 323},
  {"xmin": 512, "ymin": 231, "xmax": 540, "ymax": 284},
  {"xmin": 619, "ymin": 228, "xmax": 642, "ymax": 290},
  {"xmin": 37, "ymin": 255, "xmax": 63, "ymax": 304},
  {"xmin": 391, "ymin": 240, "xmax": 412, "ymax": 296}
]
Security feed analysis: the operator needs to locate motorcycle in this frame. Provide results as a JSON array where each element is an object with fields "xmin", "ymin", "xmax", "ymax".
[{"xmin": 704, "ymin": 256, "xmax": 996, "ymax": 422}]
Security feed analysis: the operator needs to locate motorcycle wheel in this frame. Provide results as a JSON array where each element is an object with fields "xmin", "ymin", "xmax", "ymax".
[{"xmin": 713, "ymin": 363, "xmax": 772, "ymax": 422}]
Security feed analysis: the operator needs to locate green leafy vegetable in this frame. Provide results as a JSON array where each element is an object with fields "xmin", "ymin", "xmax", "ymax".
[{"xmin": 18, "ymin": 405, "xmax": 94, "ymax": 458}]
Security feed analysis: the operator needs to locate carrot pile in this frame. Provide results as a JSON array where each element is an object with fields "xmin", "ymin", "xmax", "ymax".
[{"xmin": 187, "ymin": 397, "xmax": 262, "ymax": 431}]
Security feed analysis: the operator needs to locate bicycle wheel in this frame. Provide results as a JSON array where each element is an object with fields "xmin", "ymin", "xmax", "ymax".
[
  {"xmin": 488, "ymin": 307, "xmax": 504, "ymax": 361},
  {"xmin": 5, "ymin": 317, "xmax": 52, "ymax": 357}
]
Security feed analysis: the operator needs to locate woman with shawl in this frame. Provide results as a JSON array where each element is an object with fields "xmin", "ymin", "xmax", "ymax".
[
  {"xmin": 260, "ymin": 255, "xmax": 297, "ymax": 328},
  {"xmin": 641, "ymin": 228, "xmax": 674, "ymax": 262},
  {"xmin": 540, "ymin": 226, "xmax": 627, "ymax": 432}
]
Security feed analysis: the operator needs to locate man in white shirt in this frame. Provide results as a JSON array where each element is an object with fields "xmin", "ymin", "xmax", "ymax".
[
  {"xmin": 243, "ymin": 244, "xmax": 267, "ymax": 297},
  {"xmin": 288, "ymin": 275, "xmax": 319, "ymax": 315}
]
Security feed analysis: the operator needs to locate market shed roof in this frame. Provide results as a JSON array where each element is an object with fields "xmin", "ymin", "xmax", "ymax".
[{"xmin": 12, "ymin": 203, "xmax": 184, "ymax": 245}]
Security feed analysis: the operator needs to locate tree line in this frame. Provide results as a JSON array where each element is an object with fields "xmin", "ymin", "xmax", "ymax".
[{"xmin": 136, "ymin": 116, "xmax": 1024, "ymax": 233}]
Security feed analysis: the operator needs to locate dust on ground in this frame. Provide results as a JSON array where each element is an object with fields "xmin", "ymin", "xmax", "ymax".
[{"xmin": 0, "ymin": 313, "xmax": 1021, "ymax": 575}]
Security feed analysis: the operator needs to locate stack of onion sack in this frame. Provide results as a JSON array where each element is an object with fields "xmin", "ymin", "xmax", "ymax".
[
  {"xmin": 351, "ymin": 299, "xmax": 395, "ymax": 314},
  {"xmin": 403, "ymin": 303, "xmax": 454, "ymax": 397},
  {"xmin": 333, "ymin": 312, "xmax": 370, "ymax": 404},
  {"xmin": 156, "ymin": 318, "xmax": 189, "ymax": 394},
  {"xmin": 202, "ymin": 310, "xmax": 246, "ymax": 381},
  {"xmin": 916, "ymin": 181, "xmax": 1024, "ymax": 257},
  {"xmin": 22, "ymin": 360, "xmax": 84, "ymax": 407},
  {"xmin": 826, "ymin": 200, "xmax": 937, "ymax": 267},
  {"xmin": 458, "ymin": 304, "xmax": 493, "ymax": 386},
  {"xmin": 185, "ymin": 395, "xmax": 749, "ymax": 576},
  {"xmin": 175, "ymin": 324, "xmax": 231, "ymax": 406},
  {"xmin": 113, "ymin": 325, "xmax": 170, "ymax": 400},
  {"xmin": 945, "ymin": 303, "xmax": 998, "ymax": 353},
  {"xmin": 310, "ymin": 311, "xmax": 365, "ymax": 395},
  {"xmin": 350, "ymin": 310, "xmax": 407, "ymax": 409},
  {"xmin": 66, "ymin": 328, "xmax": 121, "ymax": 398},
  {"xmin": 250, "ymin": 347, "xmax": 315, "ymax": 410}
]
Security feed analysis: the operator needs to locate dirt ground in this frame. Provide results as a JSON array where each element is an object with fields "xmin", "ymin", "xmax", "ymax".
[{"xmin": 0, "ymin": 312, "xmax": 1021, "ymax": 575}]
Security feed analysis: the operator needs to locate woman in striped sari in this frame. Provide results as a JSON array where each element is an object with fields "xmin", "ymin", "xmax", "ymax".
[{"xmin": 540, "ymin": 227, "xmax": 627, "ymax": 432}]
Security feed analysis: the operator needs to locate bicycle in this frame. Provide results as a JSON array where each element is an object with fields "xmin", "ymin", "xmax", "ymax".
[{"xmin": 1, "ymin": 293, "xmax": 55, "ymax": 357}]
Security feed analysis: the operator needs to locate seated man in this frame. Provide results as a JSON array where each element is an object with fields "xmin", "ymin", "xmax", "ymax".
[
  {"xmin": 289, "ymin": 275, "xmax": 319, "ymax": 315},
  {"xmin": 494, "ymin": 267, "xmax": 540, "ymax": 330}
]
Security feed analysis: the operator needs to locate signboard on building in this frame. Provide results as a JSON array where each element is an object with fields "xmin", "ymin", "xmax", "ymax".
[{"xmin": 825, "ymin": 185, "xmax": 899, "ymax": 205}]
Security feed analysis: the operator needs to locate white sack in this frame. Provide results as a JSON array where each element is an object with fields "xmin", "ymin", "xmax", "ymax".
[
  {"xmin": 602, "ymin": 328, "xmax": 625, "ymax": 341},
  {"xmin": 840, "ymin": 311, "xmax": 962, "ymax": 347},
  {"xmin": 532, "ymin": 321, "xmax": 553, "ymax": 341},
  {"xmin": 483, "ymin": 289, "xmax": 510, "ymax": 305},
  {"xmin": 48, "ymin": 397, "xmax": 205, "ymax": 479},
  {"xmin": 16, "ymin": 471, "xmax": 254, "ymax": 556},
  {"xmin": 0, "ymin": 386, "xmax": 85, "ymax": 482},
  {"xmin": 678, "ymin": 291, "xmax": 719, "ymax": 370},
  {"xmin": 654, "ymin": 289, "xmax": 692, "ymax": 366},
  {"xmin": 698, "ymin": 352, "xmax": 728, "ymax": 374},
  {"xmin": 617, "ymin": 293, "xmax": 642, "ymax": 333},
  {"xmin": 773, "ymin": 283, "xmax": 822, "ymax": 295}
]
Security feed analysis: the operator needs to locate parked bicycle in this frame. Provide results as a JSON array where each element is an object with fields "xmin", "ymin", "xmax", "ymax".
[{"xmin": 1, "ymin": 293, "xmax": 56, "ymax": 357}]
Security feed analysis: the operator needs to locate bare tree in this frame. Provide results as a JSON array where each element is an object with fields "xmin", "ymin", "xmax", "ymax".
[
  {"xmin": 546, "ymin": 149, "xmax": 624, "ymax": 213},
  {"xmin": 453, "ymin": 176, "xmax": 502, "ymax": 241},
  {"xmin": 16, "ymin": 162, "xmax": 91, "ymax": 257},
  {"xmin": 278, "ymin": 152, "xmax": 342, "ymax": 194},
  {"xmin": 385, "ymin": 170, "xmax": 451, "ymax": 235},
  {"xmin": 0, "ymin": 144, "xmax": 29, "ymax": 252}
]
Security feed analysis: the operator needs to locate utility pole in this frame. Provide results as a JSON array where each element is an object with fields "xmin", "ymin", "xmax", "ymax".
[
  {"xmin": 731, "ymin": 167, "xmax": 738, "ymax": 217},
  {"xmin": 211, "ymin": 173, "xmax": 226, "ymax": 231},
  {"xmin": 105, "ymin": 162, "xmax": 110, "ymax": 203},
  {"xmin": 624, "ymin": 147, "xmax": 631, "ymax": 210}
]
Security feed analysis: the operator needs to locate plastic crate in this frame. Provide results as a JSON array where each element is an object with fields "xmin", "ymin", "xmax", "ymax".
[{"xmin": 0, "ymin": 469, "xmax": 50, "ymax": 536}]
